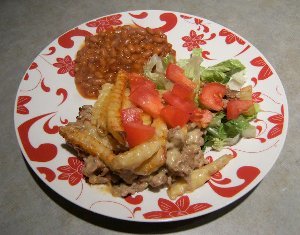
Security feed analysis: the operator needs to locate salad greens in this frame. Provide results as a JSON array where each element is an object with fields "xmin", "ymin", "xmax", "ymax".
[
  {"xmin": 143, "ymin": 48, "xmax": 259, "ymax": 151},
  {"xmin": 201, "ymin": 59, "xmax": 245, "ymax": 84},
  {"xmin": 204, "ymin": 113, "xmax": 257, "ymax": 151}
]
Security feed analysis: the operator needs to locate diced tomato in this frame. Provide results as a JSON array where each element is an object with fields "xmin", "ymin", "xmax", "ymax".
[
  {"xmin": 123, "ymin": 122, "xmax": 155, "ymax": 147},
  {"xmin": 163, "ymin": 91, "xmax": 197, "ymax": 114},
  {"xmin": 199, "ymin": 82, "xmax": 226, "ymax": 111},
  {"xmin": 226, "ymin": 100, "xmax": 253, "ymax": 120},
  {"xmin": 190, "ymin": 109, "xmax": 213, "ymax": 128},
  {"xmin": 129, "ymin": 85, "xmax": 164, "ymax": 118},
  {"xmin": 121, "ymin": 107, "xmax": 143, "ymax": 124},
  {"xmin": 171, "ymin": 84, "xmax": 195, "ymax": 101},
  {"xmin": 160, "ymin": 105, "xmax": 190, "ymax": 128},
  {"xmin": 166, "ymin": 64, "xmax": 196, "ymax": 90},
  {"xmin": 128, "ymin": 73, "xmax": 156, "ymax": 92}
]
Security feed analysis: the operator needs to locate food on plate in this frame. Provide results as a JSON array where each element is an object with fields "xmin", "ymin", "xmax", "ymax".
[
  {"xmin": 74, "ymin": 25, "xmax": 176, "ymax": 99},
  {"xmin": 60, "ymin": 31, "xmax": 260, "ymax": 199}
]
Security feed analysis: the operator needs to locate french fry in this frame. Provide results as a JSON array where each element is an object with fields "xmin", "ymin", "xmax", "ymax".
[
  {"xmin": 107, "ymin": 70, "xmax": 128, "ymax": 145},
  {"xmin": 91, "ymin": 83, "xmax": 114, "ymax": 136},
  {"xmin": 59, "ymin": 125, "xmax": 115, "ymax": 168},
  {"xmin": 134, "ymin": 147, "xmax": 166, "ymax": 175},
  {"xmin": 111, "ymin": 138, "xmax": 163, "ymax": 171},
  {"xmin": 151, "ymin": 118, "xmax": 168, "ymax": 139},
  {"xmin": 167, "ymin": 154, "xmax": 233, "ymax": 200},
  {"xmin": 121, "ymin": 88, "xmax": 133, "ymax": 109}
]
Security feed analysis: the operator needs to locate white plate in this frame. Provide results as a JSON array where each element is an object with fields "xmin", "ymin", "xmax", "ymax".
[{"xmin": 14, "ymin": 10, "xmax": 288, "ymax": 222}]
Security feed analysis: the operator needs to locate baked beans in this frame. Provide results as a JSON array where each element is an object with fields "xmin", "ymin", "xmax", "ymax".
[{"xmin": 74, "ymin": 25, "xmax": 176, "ymax": 99}]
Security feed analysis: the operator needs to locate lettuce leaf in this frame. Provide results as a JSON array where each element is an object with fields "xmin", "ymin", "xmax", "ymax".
[
  {"xmin": 201, "ymin": 59, "xmax": 245, "ymax": 84},
  {"xmin": 204, "ymin": 114, "xmax": 256, "ymax": 151},
  {"xmin": 177, "ymin": 48, "xmax": 204, "ymax": 82},
  {"xmin": 143, "ymin": 54, "xmax": 168, "ymax": 89},
  {"xmin": 224, "ymin": 115, "xmax": 252, "ymax": 138},
  {"xmin": 227, "ymin": 70, "xmax": 247, "ymax": 90}
]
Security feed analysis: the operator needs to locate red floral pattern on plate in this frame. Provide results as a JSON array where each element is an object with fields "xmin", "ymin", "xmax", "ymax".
[
  {"xmin": 37, "ymin": 167, "xmax": 56, "ymax": 182},
  {"xmin": 267, "ymin": 105, "xmax": 284, "ymax": 139},
  {"xmin": 182, "ymin": 30, "xmax": 207, "ymax": 51},
  {"xmin": 250, "ymin": 56, "xmax": 273, "ymax": 80},
  {"xmin": 57, "ymin": 157, "xmax": 83, "ymax": 186},
  {"xmin": 86, "ymin": 14, "xmax": 122, "ymax": 33},
  {"xmin": 252, "ymin": 92, "xmax": 263, "ymax": 103},
  {"xmin": 17, "ymin": 96, "xmax": 31, "ymax": 114},
  {"xmin": 53, "ymin": 55, "xmax": 75, "ymax": 77},
  {"xmin": 29, "ymin": 62, "xmax": 38, "ymax": 70},
  {"xmin": 219, "ymin": 29, "xmax": 245, "ymax": 45},
  {"xmin": 143, "ymin": 196, "xmax": 211, "ymax": 219},
  {"xmin": 58, "ymin": 28, "xmax": 92, "ymax": 49}
]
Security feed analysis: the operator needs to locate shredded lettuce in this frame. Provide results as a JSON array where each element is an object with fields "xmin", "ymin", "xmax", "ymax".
[
  {"xmin": 209, "ymin": 112, "xmax": 226, "ymax": 127},
  {"xmin": 177, "ymin": 48, "xmax": 204, "ymax": 82},
  {"xmin": 143, "ymin": 54, "xmax": 168, "ymax": 89},
  {"xmin": 224, "ymin": 116, "xmax": 252, "ymax": 138},
  {"xmin": 201, "ymin": 59, "xmax": 245, "ymax": 84},
  {"xmin": 162, "ymin": 53, "xmax": 175, "ymax": 69},
  {"xmin": 227, "ymin": 70, "xmax": 247, "ymax": 90},
  {"xmin": 204, "ymin": 114, "xmax": 256, "ymax": 151},
  {"xmin": 176, "ymin": 49, "xmax": 204, "ymax": 106}
]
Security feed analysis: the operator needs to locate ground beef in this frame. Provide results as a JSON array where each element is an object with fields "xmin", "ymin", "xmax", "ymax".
[
  {"xmin": 76, "ymin": 105, "xmax": 93, "ymax": 125},
  {"xmin": 144, "ymin": 168, "xmax": 168, "ymax": 188},
  {"xmin": 166, "ymin": 126, "xmax": 205, "ymax": 177}
]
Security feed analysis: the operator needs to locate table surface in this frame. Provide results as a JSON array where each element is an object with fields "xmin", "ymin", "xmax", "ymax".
[{"xmin": 1, "ymin": 0, "xmax": 299, "ymax": 234}]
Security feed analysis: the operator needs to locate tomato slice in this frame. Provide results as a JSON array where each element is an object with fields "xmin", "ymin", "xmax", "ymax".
[
  {"xmin": 123, "ymin": 122, "xmax": 155, "ymax": 147},
  {"xmin": 129, "ymin": 85, "xmax": 164, "ymax": 118},
  {"xmin": 160, "ymin": 105, "xmax": 190, "ymax": 128},
  {"xmin": 121, "ymin": 107, "xmax": 143, "ymax": 124},
  {"xmin": 163, "ymin": 91, "xmax": 196, "ymax": 114},
  {"xmin": 226, "ymin": 100, "xmax": 253, "ymax": 120},
  {"xmin": 190, "ymin": 109, "xmax": 213, "ymax": 128},
  {"xmin": 166, "ymin": 64, "xmax": 196, "ymax": 90},
  {"xmin": 171, "ymin": 84, "xmax": 195, "ymax": 101},
  {"xmin": 128, "ymin": 73, "xmax": 156, "ymax": 92},
  {"xmin": 199, "ymin": 82, "xmax": 226, "ymax": 111}
]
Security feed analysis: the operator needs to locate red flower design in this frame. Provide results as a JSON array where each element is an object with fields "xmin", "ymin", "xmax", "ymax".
[
  {"xmin": 182, "ymin": 30, "xmax": 206, "ymax": 51},
  {"xmin": 267, "ymin": 105, "xmax": 284, "ymax": 139},
  {"xmin": 17, "ymin": 96, "xmax": 31, "ymax": 114},
  {"xmin": 250, "ymin": 56, "xmax": 273, "ymax": 80},
  {"xmin": 53, "ymin": 55, "xmax": 75, "ymax": 77},
  {"xmin": 219, "ymin": 29, "xmax": 245, "ymax": 45},
  {"xmin": 29, "ymin": 62, "xmax": 38, "ymax": 70},
  {"xmin": 57, "ymin": 157, "xmax": 83, "ymax": 186},
  {"xmin": 252, "ymin": 92, "xmax": 263, "ymax": 103},
  {"xmin": 86, "ymin": 14, "xmax": 122, "ymax": 33},
  {"xmin": 143, "ymin": 196, "xmax": 211, "ymax": 219}
]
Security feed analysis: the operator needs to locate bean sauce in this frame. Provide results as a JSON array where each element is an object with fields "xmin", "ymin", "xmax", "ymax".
[{"xmin": 75, "ymin": 25, "xmax": 176, "ymax": 99}]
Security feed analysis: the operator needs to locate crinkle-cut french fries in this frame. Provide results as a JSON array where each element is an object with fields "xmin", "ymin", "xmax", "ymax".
[
  {"xmin": 151, "ymin": 118, "xmax": 168, "ymax": 139},
  {"xmin": 111, "ymin": 138, "xmax": 163, "ymax": 171},
  {"xmin": 107, "ymin": 70, "xmax": 128, "ymax": 145},
  {"xmin": 91, "ymin": 83, "xmax": 114, "ymax": 136},
  {"xmin": 122, "ymin": 88, "xmax": 133, "ymax": 109},
  {"xmin": 167, "ymin": 154, "xmax": 234, "ymax": 200},
  {"xmin": 59, "ymin": 125, "xmax": 115, "ymax": 168},
  {"xmin": 82, "ymin": 124, "xmax": 116, "ymax": 150},
  {"xmin": 134, "ymin": 147, "xmax": 166, "ymax": 175}
]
